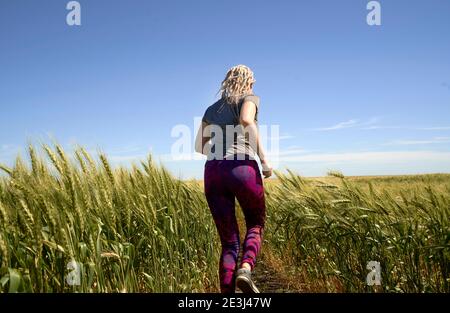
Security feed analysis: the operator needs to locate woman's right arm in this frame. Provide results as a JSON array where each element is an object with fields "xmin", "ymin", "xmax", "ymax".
[
  {"xmin": 195, "ymin": 121, "xmax": 211, "ymax": 155},
  {"xmin": 239, "ymin": 100, "xmax": 273, "ymax": 178}
]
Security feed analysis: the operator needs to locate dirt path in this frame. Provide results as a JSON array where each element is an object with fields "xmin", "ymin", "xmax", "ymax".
[
  {"xmin": 235, "ymin": 211, "xmax": 304, "ymax": 293},
  {"xmin": 251, "ymin": 254, "xmax": 292, "ymax": 293},
  {"xmin": 236, "ymin": 248, "xmax": 304, "ymax": 293}
]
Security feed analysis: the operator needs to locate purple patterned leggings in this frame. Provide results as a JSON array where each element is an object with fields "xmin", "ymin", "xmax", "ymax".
[{"xmin": 204, "ymin": 159, "xmax": 266, "ymax": 293}]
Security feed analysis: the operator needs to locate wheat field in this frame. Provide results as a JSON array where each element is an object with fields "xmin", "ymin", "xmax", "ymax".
[
  {"xmin": 0, "ymin": 144, "xmax": 219, "ymax": 292},
  {"xmin": 0, "ymin": 145, "xmax": 448, "ymax": 292},
  {"xmin": 265, "ymin": 171, "xmax": 449, "ymax": 292}
]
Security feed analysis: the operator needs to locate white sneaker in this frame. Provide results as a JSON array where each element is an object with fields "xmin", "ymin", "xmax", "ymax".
[{"xmin": 236, "ymin": 268, "xmax": 260, "ymax": 293}]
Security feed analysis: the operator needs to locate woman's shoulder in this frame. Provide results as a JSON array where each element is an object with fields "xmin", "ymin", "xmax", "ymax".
[{"xmin": 242, "ymin": 94, "xmax": 260, "ymax": 109}]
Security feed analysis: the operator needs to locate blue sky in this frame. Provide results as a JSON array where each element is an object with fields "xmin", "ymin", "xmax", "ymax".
[{"xmin": 1, "ymin": 0, "xmax": 450, "ymax": 179}]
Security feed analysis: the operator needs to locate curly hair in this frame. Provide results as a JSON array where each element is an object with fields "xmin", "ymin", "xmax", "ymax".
[{"xmin": 219, "ymin": 65, "xmax": 256, "ymax": 105}]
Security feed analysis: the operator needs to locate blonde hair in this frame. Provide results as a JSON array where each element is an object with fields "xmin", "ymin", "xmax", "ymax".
[{"xmin": 219, "ymin": 65, "xmax": 256, "ymax": 105}]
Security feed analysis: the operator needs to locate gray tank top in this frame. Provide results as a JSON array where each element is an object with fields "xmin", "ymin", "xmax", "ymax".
[{"xmin": 202, "ymin": 95, "xmax": 260, "ymax": 160}]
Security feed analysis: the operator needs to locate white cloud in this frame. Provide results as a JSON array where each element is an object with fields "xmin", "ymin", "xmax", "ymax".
[
  {"xmin": 312, "ymin": 116, "xmax": 450, "ymax": 132},
  {"xmin": 361, "ymin": 125, "xmax": 450, "ymax": 131},
  {"xmin": 0, "ymin": 144, "xmax": 22, "ymax": 161},
  {"xmin": 384, "ymin": 137, "xmax": 450, "ymax": 146},
  {"xmin": 108, "ymin": 154, "xmax": 149, "ymax": 163},
  {"xmin": 78, "ymin": 145, "xmax": 154, "ymax": 166},
  {"xmin": 418, "ymin": 126, "xmax": 450, "ymax": 131},
  {"xmin": 312, "ymin": 119, "xmax": 359, "ymax": 131},
  {"xmin": 265, "ymin": 134, "xmax": 295, "ymax": 141},
  {"xmin": 158, "ymin": 152, "xmax": 206, "ymax": 162},
  {"xmin": 160, "ymin": 149, "xmax": 450, "ymax": 179},
  {"xmin": 260, "ymin": 132, "xmax": 295, "ymax": 143},
  {"xmin": 365, "ymin": 117, "xmax": 380, "ymax": 124},
  {"xmin": 278, "ymin": 150, "xmax": 450, "ymax": 163},
  {"xmin": 267, "ymin": 146, "xmax": 308, "ymax": 157},
  {"xmin": 106, "ymin": 145, "xmax": 150, "ymax": 155},
  {"xmin": 312, "ymin": 117, "xmax": 380, "ymax": 131},
  {"xmin": 360, "ymin": 125, "xmax": 404, "ymax": 130},
  {"xmin": 1, "ymin": 144, "xmax": 15, "ymax": 151}
]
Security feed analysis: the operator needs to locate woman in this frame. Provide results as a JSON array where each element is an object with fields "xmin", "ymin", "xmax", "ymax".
[{"xmin": 195, "ymin": 65, "xmax": 272, "ymax": 293}]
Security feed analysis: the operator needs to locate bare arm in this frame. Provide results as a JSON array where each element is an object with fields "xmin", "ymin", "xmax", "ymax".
[
  {"xmin": 195, "ymin": 121, "xmax": 211, "ymax": 155},
  {"xmin": 239, "ymin": 100, "xmax": 273, "ymax": 178}
]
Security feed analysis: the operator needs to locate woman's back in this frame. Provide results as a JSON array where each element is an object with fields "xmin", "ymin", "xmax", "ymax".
[{"xmin": 202, "ymin": 95, "xmax": 260, "ymax": 160}]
